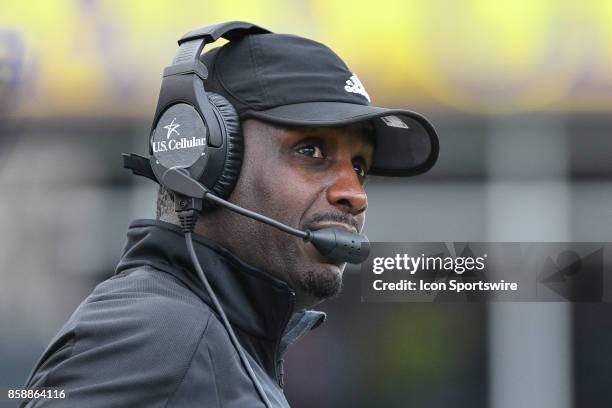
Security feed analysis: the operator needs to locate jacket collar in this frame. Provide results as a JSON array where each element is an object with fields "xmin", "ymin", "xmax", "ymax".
[{"xmin": 115, "ymin": 219, "xmax": 325, "ymax": 373}]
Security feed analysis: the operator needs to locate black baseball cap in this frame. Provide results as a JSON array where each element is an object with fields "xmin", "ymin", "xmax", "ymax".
[{"xmin": 201, "ymin": 33, "xmax": 439, "ymax": 177}]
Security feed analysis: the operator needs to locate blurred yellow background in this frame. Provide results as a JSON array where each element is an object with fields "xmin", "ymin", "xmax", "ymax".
[
  {"xmin": 2, "ymin": 3, "xmax": 612, "ymax": 408},
  {"xmin": 2, "ymin": 0, "xmax": 612, "ymax": 117}
]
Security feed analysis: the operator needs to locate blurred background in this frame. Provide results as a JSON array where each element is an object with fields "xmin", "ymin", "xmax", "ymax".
[{"xmin": 1, "ymin": 1, "xmax": 611, "ymax": 407}]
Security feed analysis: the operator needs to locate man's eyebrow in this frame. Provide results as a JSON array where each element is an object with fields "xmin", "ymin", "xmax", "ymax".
[
  {"xmin": 284, "ymin": 126, "xmax": 332, "ymax": 136},
  {"xmin": 278, "ymin": 123, "xmax": 375, "ymax": 159},
  {"xmin": 285, "ymin": 124, "xmax": 374, "ymax": 138}
]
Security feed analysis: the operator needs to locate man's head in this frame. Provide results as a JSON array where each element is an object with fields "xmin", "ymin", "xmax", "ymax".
[
  {"xmin": 159, "ymin": 118, "xmax": 374, "ymax": 309},
  {"xmin": 155, "ymin": 25, "xmax": 439, "ymax": 310}
]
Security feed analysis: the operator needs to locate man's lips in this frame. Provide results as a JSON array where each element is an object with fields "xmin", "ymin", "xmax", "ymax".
[
  {"xmin": 300, "ymin": 223, "xmax": 356, "ymax": 266},
  {"xmin": 305, "ymin": 222, "xmax": 358, "ymax": 234}
]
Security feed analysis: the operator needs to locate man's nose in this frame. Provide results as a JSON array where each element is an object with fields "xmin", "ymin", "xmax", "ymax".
[{"xmin": 326, "ymin": 165, "xmax": 368, "ymax": 215}]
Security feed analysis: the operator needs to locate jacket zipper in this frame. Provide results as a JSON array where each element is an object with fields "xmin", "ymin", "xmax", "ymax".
[
  {"xmin": 277, "ymin": 359, "xmax": 284, "ymax": 388},
  {"xmin": 274, "ymin": 291, "xmax": 295, "ymax": 388}
]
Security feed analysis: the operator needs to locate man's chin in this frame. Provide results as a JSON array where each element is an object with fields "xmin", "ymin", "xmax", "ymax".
[
  {"xmin": 296, "ymin": 266, "xmax": 344, "ymax": 301},
  {"xmin": 283, "ymin": 241, "xmax": 346, "ymax": 304},
  {"xmin": 299, "ymin": 250, "xmax": 345, "ymax": 297},
  {"xmin": 302, "ymin": 240, "xmax": 346, "ymax": 269}
]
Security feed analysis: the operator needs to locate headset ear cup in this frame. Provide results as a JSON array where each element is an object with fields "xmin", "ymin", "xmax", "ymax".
[{"xmin": 206, "ymin": 92, "xmax": 243, "ymax": 200}]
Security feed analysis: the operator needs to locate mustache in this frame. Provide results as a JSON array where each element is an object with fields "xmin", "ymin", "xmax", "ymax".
[{"xmin": 303, "ymin": 212, "xmax": 360, "ymax": 232}]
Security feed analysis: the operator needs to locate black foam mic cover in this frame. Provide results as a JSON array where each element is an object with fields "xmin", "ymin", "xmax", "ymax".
[{"xmin": 308, "ymin": 228, "xmax": 370, "ymax": 264}]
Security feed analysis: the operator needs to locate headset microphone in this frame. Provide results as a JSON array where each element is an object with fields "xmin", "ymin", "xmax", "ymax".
[{"xmin": 161, "ymin": 167, "xmax": 370, "ymax": 264}]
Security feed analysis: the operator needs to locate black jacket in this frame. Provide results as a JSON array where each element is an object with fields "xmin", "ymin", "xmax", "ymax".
[{"xmin": 21, "ymin": 219, "xmax": 326, "ymax": 407}]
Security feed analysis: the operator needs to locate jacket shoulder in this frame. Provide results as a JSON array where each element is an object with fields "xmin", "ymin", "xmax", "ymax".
[
  {"xmin": 88, "ymin": 265, "xmax": 212, "ymax": 320},
  {"xmin": 76, "ymin": 265, "xmax": 215, "ymax": 349},
  {"xmin": 22, "ymin": 266, "xmax": 215, "ymax": 408}
]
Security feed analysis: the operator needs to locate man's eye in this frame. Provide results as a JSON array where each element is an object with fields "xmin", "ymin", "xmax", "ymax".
[
  {"xmin": 297, "ymin": 145, "xmax": 324, "ymax": 158},
  {"xmin": 354, "ymin": 162, "xmax": 366, "ymax": 178}
]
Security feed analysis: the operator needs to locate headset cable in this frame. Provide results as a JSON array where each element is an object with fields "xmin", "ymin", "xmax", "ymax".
[{"xmin": 177, "ymin": 206, "xmax": 274, "ymax": 408}]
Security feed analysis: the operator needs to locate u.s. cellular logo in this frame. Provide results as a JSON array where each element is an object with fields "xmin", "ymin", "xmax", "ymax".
[
  {"xmin": 152, "ymin": 118, "xmax": 206, "ymax": 153},
  {"xmin": 163, "ymin": 118, "xmax": 181, "ymax": 139}
]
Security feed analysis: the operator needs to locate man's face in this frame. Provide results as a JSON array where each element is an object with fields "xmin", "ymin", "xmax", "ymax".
[{"xmin": 200, "ymin": 118, "xmax": 374, "ymax": 309}]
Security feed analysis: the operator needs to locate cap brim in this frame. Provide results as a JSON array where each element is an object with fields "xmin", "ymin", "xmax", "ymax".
[{"xmin": 242, "ymin": 101, "xmax": 439, "ymax": 177}]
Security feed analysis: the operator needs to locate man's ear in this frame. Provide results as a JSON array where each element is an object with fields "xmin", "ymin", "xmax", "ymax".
[{"xmin": 156, "ymin": 185, "xmax": 174, "ymax": 219}]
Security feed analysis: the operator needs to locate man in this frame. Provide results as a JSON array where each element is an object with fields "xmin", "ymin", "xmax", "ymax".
[{"xmin": 21, "ymin": 25, "xmax": 438, "ymax": 407}]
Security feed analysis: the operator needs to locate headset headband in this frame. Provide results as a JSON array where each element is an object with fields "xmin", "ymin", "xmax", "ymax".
[
  {"xmin": 179, "ymin": 21, "xmax": 271, "ymax": 44},
  {"xmin": 167, "ymin": 21, "xmax": 271, "ymax": 78}
]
